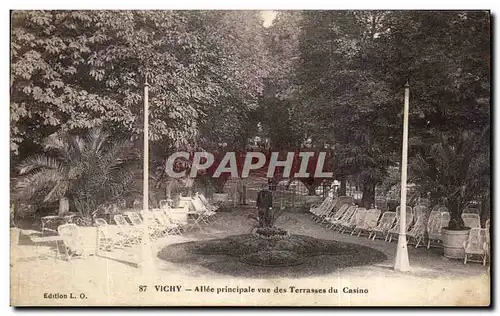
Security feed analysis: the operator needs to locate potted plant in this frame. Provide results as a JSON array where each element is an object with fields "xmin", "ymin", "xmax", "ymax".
[
  {"xmin": 410, "ymin": 128, "xmax": 490, "ymax": 259},
  {"xmin": 15, "ymin": 127, "xmax": 137, "ymax": 224}
]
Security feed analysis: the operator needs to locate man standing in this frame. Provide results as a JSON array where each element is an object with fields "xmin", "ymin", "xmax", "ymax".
[
  {"xmin": 237, "ymin": 177, "xmax": 248, "ymax": 205},
  {"xmin": 256, "ymin": 185, "xmax": 273, "ymax": 227}
]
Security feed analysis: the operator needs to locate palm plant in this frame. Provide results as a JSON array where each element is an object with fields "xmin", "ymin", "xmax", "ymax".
[
  {"xmin": 410, "ymin": 127, "xmax": 490, "ymax": 229},
  {"xmin": 15, "ymin": 127, "xmax": 138, "ymax": 221}
]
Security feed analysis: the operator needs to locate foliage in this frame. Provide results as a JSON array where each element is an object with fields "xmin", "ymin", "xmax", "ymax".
[
  {"xmin": 254, "ymin": 227, "xmax": 289, "ymax": 239},
  {"xmin": 257, "ymin": 11, "xmax": 304, "ymax": 149},
  {"xmin": 11, "ymin": 10, "xmax": 490, "ymax": 216},
  {"xmin": 285, "ymin": 10, "xmax": 490, "ymax": 207},
  {"xmin": 409, "ymin": 127, "xmax": 490, "ymax": 229},
  {"xmin": 197, "ymin": 11, "xmax": 270, "ymax": 150},
  {"xmin": 290, "ymin": 11, "xmax": 397, "ymax": 206},
  {"xmin": 11, "ymin": 10, "xmax": 269, "ymax": 158},
  {"xmin": 15, "ymin": 127, "xmax": 138, "ymax": 219}
]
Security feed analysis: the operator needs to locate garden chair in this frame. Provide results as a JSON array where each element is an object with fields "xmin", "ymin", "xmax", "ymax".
[
  {"xmin": 309, "ymin": 196, "xmax": 327, "ymax": 215},
  {"xmin": 57, "ymin": 224, "xmax": 86, "ymax": 260},
  {"xmin": 179, "ymin": 194, "xmax": 194, "ymax": 208},
  {"xmin": 413, "ymin": 205, "xmax": 428, "ymax": 220},
  {"xmin": 309, "ymin": 196, "xmax": 333, "ymax": 217},
  {"xmin": 461, "ymin": 213, "xmax": 481, "ymax": 228},
  {"xmin": 162, "ymin": 205, "xmax": 190, "ymax": 227},
  {"xmin": 427, "ymin": 210, "xmax": 450, "ymax": 249},
  {"xmin": 327, "ymin": 205, "xmax": 357, "ymax": 231},
  {"xmin": 386, "ymin": 206, "xmax": 414, "ymax": 243},
  {"xmin": 369, "ymin": 211, "xmax": 397, "ymax": 241},
  {"xmin": 339, "ymin": 207, "xmax": 367, "ymax": 234},
  {"xmin": 426, "ymin": 205, "xmax": 442, "ymax": 220},
  {"xmin": 313, "ymin": 198, "xmax": 336, "ymax": 223},
  {"xmin": 462, "ymin": 205, "xmax": 481, "ymax": 215},
  {"xmin": 194, "ymin": 195, "xmax": 217, "ymax": 222},
  {"xmin": 333, "ymin": 196, "xmax": 354, "ymax": 209},
  {"xmin": 141, "ymin": 211, "xmax": 170, "ymax": 238},
  {"xmin": 95, "ymin": 218, "xmax": 127, "ymax": 250},
  {"xmin": 407, "ymin": 214, "xmax": 427, "ymax": 248},
  {"xmin": 319, "ymin": 196, "xmax": 350, "ymax": 218},
  {"xmin": 463, "ymin": 228, "xmax": 488, "ymax": 266},
  {"xmin": 375, "ymin": 198, "xmax": 388, "ymax": 211},
  {"xmin": 113, "ymin": 214, "xmax": 142, "ymax": 244},
  {"xmin": 195, "ymin": 194, "xmax": 213, "ymax": 210},
  {"xmin": 186, "ymin": 199, "xmax": 211, "ymax": 230},
  {"xmin": 125, "ymin": 211, "xmax": 161, "ymax": 240},
  {"xmin": 198, "ymin": 194, "xmax": 219, "ymax": 212},
  {"xmin": 352, "ymin": 209, "xmax": 381, "ymax": 237},
  {"xmin": 430, "ymin": 204, "xmax": 444, "ymax": 212},
  {"xmin": 152, "ymin": 209, "xmax": 182, "ymax": 235},
  {"xmin": 319, "ymin": 199, "xmax": 343, "ymax": 224},
  {"xmin": 324, "ymin": 204, "xmax": 350, "ymax": 228},
  {"xmin": 323, "ymin": 196, "xmax": 354, "ymax": 219}
]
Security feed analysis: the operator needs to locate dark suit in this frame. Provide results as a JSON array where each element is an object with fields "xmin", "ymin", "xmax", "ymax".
[{"xmin": 257, "ymin": 189, "xmax": 273, "ymax": 227}]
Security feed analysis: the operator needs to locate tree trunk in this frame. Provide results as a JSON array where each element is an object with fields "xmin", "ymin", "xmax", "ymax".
[
  {"xmin": 339, "ymin": 178, "xmax": 347, "ymax": 196},
  {"xmin": 58, "ymin": 197, "xmax": 69, "ymax": 216},
  {"xmin": 307, "ymin": 183, "xmax": 319, "ymax": 196},
  {"xmin": 447, "ymin": 197, "xmax": 465, "ymax": 229},
  {"xmin": 361, "ymin": 182, "xmax": 376, "ymax": 209}
]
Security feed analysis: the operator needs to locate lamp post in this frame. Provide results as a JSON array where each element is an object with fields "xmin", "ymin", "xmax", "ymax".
[
  {"xmin": 140, "ymin": 74, "xmax": 152, "ymax": 268},
  {"xmin": 394, "ymin": 80, "xmax": 411, "ymax": 272}
]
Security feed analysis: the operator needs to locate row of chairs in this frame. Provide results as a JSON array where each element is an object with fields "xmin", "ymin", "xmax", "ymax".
[
  {"xmin": 310, "ymin": 196, "xmax": 490, "ymax": 265},
  {"xmin": 55, "ymin": 193, "xmax": 220, "ymax": 257}
]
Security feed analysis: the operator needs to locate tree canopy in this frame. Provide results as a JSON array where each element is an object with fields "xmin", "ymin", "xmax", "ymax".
[
  {"xmin": 11, "ymin": 10, "xmax": 491, "ymax": 215},
  {"xmin": 11, "ymin": 10, "xmax": 269, "ymax": 158}
]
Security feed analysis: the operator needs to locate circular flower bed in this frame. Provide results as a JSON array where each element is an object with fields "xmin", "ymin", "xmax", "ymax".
[
  {"xmin": 253, "ymin": 227, "xmax": 290, "ymax": 240},
  {"xmin": 239, "ymin": 250, "xmax": 303, "ymax": 267},
  {"xmin": 157, "ymin": 234, "xmax": 388, "ymax": 277}
]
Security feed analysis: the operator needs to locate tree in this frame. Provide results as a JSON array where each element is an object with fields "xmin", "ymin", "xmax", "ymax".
[
  {"xmin": 197, "ymin": 11, "xmax": 270, "ymax": 150},
  {"xmin": 258, "ymin": 11, "xmax": 304, "ymax": 150},
  {"xmin": 293, "ymin": 11, "xmax": 397, "ymax": 206},
  {"xmin": 15, "ymin": 127, "xmax": 137, "ymax": 220},
  {"xmin": 11, "ymin": 10, "xmax": 274, "ymax": 203},
  {"xmin": 11, "ymin": 10, "xmax": 270, "ymax": 158},
  {"xmin": 293, "ymin": 10, "xmax": 490, "ymax": 207}
]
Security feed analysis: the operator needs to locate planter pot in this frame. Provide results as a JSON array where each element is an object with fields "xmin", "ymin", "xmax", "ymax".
[
  {"xmin": 213, "ymin": 193, "xmax": 228, "ymax": 203},
  {"xmin": 442, "ymin": 228, "xmax": 471, "ymax": 259}
]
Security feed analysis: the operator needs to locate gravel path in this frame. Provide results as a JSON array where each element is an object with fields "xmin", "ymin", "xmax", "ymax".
[{"xmin": 11, "ymin": 208, "xmax": 490, "ymax": 306}]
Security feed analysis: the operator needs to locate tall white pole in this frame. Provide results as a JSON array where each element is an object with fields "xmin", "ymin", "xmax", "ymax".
[
  {"xmin": 141, "ymin": 74, "xmax": 152, "ymax": 267},
  {"xmin": 394, "ymin": 80, "xmax": 411, "ymax": 272}
]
